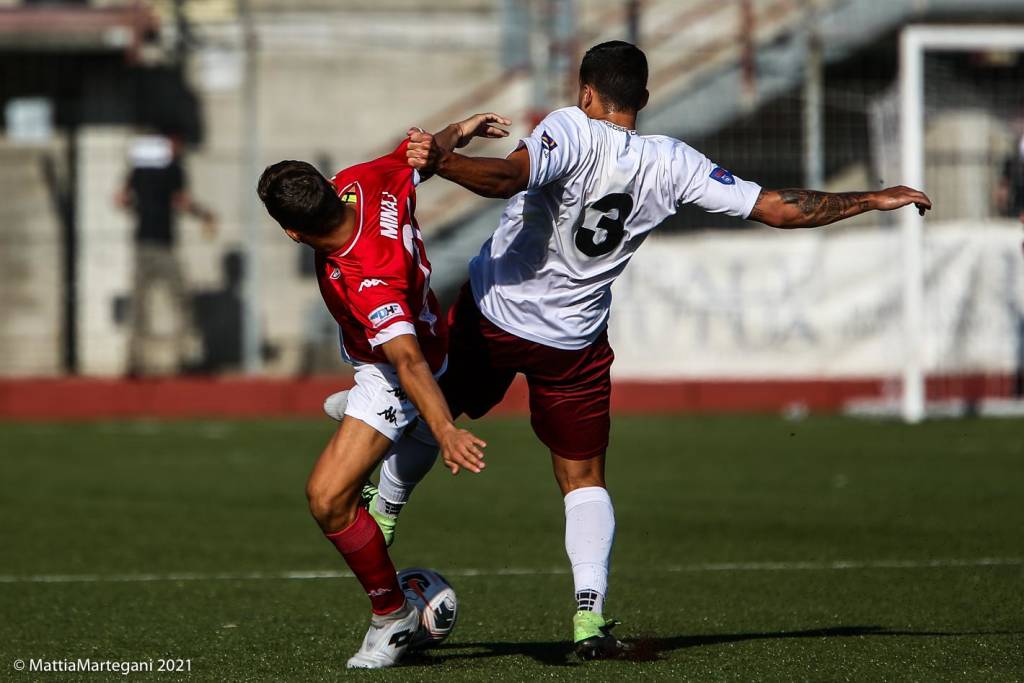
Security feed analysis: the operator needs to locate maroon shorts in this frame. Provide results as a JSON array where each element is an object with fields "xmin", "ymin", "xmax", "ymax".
[{"xmin": 440, "ymin": 283, "xmax": 614, "ymax": 460}]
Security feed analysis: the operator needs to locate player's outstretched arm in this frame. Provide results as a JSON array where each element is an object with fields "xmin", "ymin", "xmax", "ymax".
[
  {"xmin": 406, "ymin": 130, "xmax": 530, "ymax": 199},
  {"xmin": 380, "ymin": 334, "xmax": 487, "ymax": 475},
  {"xmin": 422, "ymin": 112, "xmax": 511, "ymax": 152},
  {"xmin": 748, "ymin": 186, "xmax": 932, "ymax": 228}
]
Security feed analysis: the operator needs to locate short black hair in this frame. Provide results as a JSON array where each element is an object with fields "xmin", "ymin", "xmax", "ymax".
[
  {"xmin": 257, "ymin": 160, "xmax": 344, "ymax": 237},
  {"xmin": 579, "ymin": 40, "xmax": 648, "ymax": 112}
]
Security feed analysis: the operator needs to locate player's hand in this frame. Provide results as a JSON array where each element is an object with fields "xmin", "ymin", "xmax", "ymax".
[
  {"xmin": 437, "ymin": 424, "xmax": 487, "ymax": 475},
  {"xmin": 452, "ymin": 112, "xmax": 511, "ymax": 148},
  {"xmin": 874, "ymin": 186, "xmax": 933, "ymax": 216},
  {"xmin": 406, "ymin": 130, "xmax": 442, "ymax": 175}
]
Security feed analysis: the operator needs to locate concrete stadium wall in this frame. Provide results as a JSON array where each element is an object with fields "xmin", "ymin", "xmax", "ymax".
[{"xmin": 0, "ymin": 141, "xmax": 63, "ymax": 376}]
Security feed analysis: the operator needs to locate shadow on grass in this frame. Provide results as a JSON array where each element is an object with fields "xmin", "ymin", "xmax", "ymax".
[{"xmin": 403, "ymin": 625, "xmax": 1022, "ymax": 667}]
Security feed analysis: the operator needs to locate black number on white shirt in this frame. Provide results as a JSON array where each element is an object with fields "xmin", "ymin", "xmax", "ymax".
[{"xmin": 574, "ymin": 192, "xmax": 633, "ymax": 257}]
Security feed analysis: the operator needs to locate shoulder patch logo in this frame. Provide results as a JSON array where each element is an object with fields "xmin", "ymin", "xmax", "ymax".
[
  {"xmin": 709, "ymin": 166, "xmax": 736, "ymax": 185},
  {"xmin": 330, "ymin": 267, "xmax": 342, "ymax": 280},
  {"xmin": 541, "ymin": 130, "xmax": 558, "ymax": 151}
]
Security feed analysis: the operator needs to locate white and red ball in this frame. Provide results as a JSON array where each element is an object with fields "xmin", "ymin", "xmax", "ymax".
[{"xmin": 397, "ymin": 567, "xmax": 458, "ymax": 647}]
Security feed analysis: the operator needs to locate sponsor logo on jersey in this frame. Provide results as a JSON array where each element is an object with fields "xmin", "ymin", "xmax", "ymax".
[
  {"xmin": 709, "ymin": 166, "xmax": 736, "ymax": 185},
  {"xmin": 359, "ymin": 278, "xmax": 386, "ymax": 292},
  {"xmin": 380, "ymin": 192, "xmax": 400, "ymax": 240},
  {"xmin": 541, "ymin": 130, "xmax": 558, "ymax": 151},
  {"xmin": 330, "ymin": 267, "xmax": 342, "ymax": 280},
  {"xmin": 369, "ymin": 302, "xmax": 403, "ymax": 327}
]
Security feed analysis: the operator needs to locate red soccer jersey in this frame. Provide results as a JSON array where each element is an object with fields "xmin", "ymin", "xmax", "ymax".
[{"xmin": 316, "ymin": 140, "xmax": 447, "ymax": 372}]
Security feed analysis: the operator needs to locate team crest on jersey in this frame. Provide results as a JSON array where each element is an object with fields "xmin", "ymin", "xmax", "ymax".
[
  {"xmin": 709, "ymin": 166, "xmax": 736, "ymax": 185},
  {"xmin": 541, "ymin": 130, "xmax": 558, "ymax": 151},
  {"xmin": 339, "ymin": 185, "xmax": 359, "ymax": 205},
  {"xmin": 369, "ymin": 302, "xmax": 403, "ymax": 328}
]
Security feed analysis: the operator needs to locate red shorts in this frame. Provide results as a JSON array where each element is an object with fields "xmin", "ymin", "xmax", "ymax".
[{"xmin": 440, "ymin": 283, "xmax": 614, "ymax": 460}]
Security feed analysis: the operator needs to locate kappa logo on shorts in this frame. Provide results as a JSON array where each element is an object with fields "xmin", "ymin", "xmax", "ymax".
[
  {"xmin": 377, "ymin": 406, "xmax": 399, "ymax": 425},
  {"xmin": 369, "ymin": 303, "xmax": 403, "ymax": 327},
  {"xmin": 541, "ymin": 130, "xmax": 558, "ymax": 151},
  {"xmin": 709, "ymin": 166, "xmax": 736, "ymax": 185}
]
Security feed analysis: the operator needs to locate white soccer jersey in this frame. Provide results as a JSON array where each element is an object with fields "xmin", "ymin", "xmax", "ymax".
[{"xmin": 468, "ymin": 106, "xmax": 763, "ymax": 350}]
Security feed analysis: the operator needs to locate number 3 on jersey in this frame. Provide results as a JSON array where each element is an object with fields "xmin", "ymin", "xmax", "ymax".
[{"xmin": 573, "ymin": 192, "xmax": 634, "ymax": 257}]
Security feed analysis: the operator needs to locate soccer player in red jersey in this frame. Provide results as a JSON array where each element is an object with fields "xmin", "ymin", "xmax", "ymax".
[{"xmin": 256, "ymin": 113, "xmax": 507, "ymax": 669}]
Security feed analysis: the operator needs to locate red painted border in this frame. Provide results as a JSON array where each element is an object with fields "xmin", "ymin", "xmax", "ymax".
[{"xmin": 1, "ymin": 375, "xmax": 1016, "ymax": 421}]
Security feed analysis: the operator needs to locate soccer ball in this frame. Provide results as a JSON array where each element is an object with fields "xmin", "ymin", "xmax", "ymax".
[{"xmin": 397, "ymin": 567, "xmax": 458, "ymax": 647}]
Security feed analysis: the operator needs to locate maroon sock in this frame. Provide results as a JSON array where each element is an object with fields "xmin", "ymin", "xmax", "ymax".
[{"xmin": 325, "ymin": 507, "xmax": 405, "ymax": 615}]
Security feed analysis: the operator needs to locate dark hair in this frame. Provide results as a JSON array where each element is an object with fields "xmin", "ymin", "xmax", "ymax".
[
  {"xmin": 579, "ymin": 40, "xmax": 648, "ymax": 112},
  {"xmin": 257, "ymin": 160, "xmax": 344, "ymax": 236}
]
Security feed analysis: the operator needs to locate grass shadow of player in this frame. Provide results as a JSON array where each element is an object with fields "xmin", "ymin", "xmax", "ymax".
[{"xmin": 403, "ymin": 625, "xmax": 1022, "ymax": 667}]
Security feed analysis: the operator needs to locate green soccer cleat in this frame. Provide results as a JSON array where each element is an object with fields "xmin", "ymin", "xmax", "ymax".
[
  {"xmin": 573, "ymin": 611, "xmax": 632, "ymax": 661},
  {"xmin": 359, "ymin": 482, "xmax": 378, "ymax": 509},
  {"xmin": 359, "ymin": 482, "xmax": 398, "ymax": 547}
]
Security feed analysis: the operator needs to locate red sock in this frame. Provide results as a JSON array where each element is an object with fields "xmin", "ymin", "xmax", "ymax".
[{"xmin": 325, "ymin": 507, "xmax": 405, "ymax": 615}]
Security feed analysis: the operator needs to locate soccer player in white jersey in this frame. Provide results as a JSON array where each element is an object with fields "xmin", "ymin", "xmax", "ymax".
[{"xmin": 405, "ymin": 40, "xmax": 932, "ymax": 659}]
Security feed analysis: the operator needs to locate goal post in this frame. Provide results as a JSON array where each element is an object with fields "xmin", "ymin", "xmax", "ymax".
[{"xmin": 899, "ymin": 25, "xmax": 1024, "ymax": 423}]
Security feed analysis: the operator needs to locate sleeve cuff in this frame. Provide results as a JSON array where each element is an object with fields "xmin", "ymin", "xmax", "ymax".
[
  {"xmin": 368, "ymin": 320, "xmax": 416, "ymax": 349},
  {"xmin": 740, "ymin": 180, "xmax": 763, "ymax": 219}
]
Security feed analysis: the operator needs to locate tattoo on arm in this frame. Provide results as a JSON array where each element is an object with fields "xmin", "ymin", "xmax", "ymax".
[
  {"xmin": 750, "ymin": 189, "xmax": 875, "ymax": 227},
  {"xmin": 781, "ymin": 189, "xmax": 872, "ymax": 222}
]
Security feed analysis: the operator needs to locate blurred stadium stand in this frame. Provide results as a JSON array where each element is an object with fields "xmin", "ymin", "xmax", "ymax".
[{"xmin": 0, "ymin": 0, "xmax": 1022, "ymax": 418}]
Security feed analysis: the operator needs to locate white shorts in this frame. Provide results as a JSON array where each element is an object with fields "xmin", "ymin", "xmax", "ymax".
[{"xmin": 344, "ymin": 361, "xmax": 444, "ymax": 444}]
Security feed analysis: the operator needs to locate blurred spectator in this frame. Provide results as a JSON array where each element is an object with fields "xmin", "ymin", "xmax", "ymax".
[
  {"xmin": 186, "ymin": 250, "xmax": 243, "ymax": 374},
  {"xmin": 116, "ymin": 132, "xmax": 216, "ymax": 376},
  {"xmin": 996, "ymin": 124, "xmax": 1024, "ymax": 222}
]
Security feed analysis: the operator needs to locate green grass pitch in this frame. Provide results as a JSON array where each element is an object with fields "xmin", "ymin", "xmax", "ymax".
[{"xmin": 1, "ymin": 415, "xmax": 1022, "ymax": 681}]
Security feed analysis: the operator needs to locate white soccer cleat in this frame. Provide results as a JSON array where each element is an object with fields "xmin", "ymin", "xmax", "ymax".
[
  {"xmin": 323, "ymin": 390, "xmax": 350, "ymax": 422},
  {"xmin": 345, "ymin": 600, "xmax": 420, "ymax": 669}
]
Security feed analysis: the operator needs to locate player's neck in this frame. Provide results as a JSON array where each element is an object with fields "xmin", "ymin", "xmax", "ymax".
[
  {"xmin": 599, "ymin": 110, "xmax": 637, "ymax": 131},
  {"xmin": 586, "ymin": 108, "xmax": 636, "ymax": 132},
  {"xmin": 315, "ymin": 204, "xmax": 357, "ymax": 254}
]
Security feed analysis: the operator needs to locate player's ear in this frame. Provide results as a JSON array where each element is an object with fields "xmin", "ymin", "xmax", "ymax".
[
  {"xmin": 284, "ymin": 228, "xmax": 303, "ymax": 244},
  {"xmin": 637, "ymin": 89, "xmax": 649, "ymax": 113},
  {"xmin": 579, "ymin": 84, "xmax": 593, "ymax": 110}
]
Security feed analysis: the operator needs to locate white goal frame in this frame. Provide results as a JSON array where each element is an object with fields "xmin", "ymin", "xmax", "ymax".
[{"xmin": 899, "ymin": 25, "xmax": 1024, "ymax": 423}]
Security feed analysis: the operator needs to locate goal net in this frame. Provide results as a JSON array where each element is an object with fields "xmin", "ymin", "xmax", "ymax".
[{"xmin": 893, "ymin": 26, "xmax": 1024, "ymax": 421}]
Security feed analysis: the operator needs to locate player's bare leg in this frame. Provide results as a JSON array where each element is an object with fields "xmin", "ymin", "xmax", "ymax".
[
  {"xmin": 322, "ymin": 391, "xmax": 438, "ymax": 545},
  {"xmin": 306, "ymin": 417, "xmax": 419, "ymax": 669},
  {"xmin": 552, "ymin": 452, "xmax": 629, "ymax": 660}
]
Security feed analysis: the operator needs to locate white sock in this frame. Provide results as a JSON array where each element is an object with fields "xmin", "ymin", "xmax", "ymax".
[
  {"xmin": 564, "ymin": 486, "xmax": 615, "ymax": 615},
  {"xmin": 375, "ymin": 424, "xmax": 438, "ymax": 517}
]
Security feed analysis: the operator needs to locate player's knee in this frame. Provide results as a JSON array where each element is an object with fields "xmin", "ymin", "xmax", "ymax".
[{"xmin": 305, "ymin": 482, "xmax": 359, "ymax": 533}]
